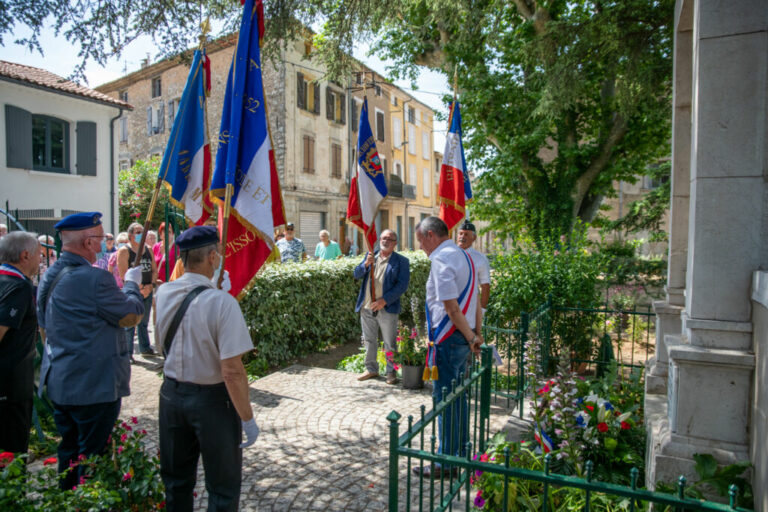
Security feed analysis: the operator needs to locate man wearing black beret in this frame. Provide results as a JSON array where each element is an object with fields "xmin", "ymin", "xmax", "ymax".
[{"xmin": 155, "ymin": 225, "xmax": 259, "ymax": 511}]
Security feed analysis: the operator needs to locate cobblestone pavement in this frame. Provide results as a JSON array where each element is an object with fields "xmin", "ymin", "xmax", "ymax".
[{"xmin": 122, "ymin": 351, "xmax": 523, "ymax": 511}]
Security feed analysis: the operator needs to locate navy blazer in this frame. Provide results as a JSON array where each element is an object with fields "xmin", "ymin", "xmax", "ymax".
[{"xmin": 354, "ymin": 251, "xmax": 410, "ymax": 314}]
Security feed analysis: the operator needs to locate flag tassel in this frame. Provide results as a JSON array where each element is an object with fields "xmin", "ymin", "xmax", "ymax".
[{"xmin": 217, "ymin": 183, "xmax": 234, "ymax": 289}]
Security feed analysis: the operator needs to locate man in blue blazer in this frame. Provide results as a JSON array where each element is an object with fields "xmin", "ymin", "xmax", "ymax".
[{"xmin": 354, "ymin": 229, "xmax": 410, "ymax": 384}]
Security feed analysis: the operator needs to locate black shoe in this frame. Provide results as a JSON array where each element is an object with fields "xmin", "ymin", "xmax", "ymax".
[
  {"xmin": 140, "ymin": 349, "xmax": 158, "ymax": 356},
  {"xmin": 411, "ymin": 464, "xmax": 457, "ymax": 478}
]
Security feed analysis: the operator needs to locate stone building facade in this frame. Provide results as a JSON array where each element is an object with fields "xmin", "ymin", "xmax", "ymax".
[
  {"xmin": 646, "ymin": 2, "xmax": 767, "ymax": 509},
  {"xmin": 96, "ymin": 35, "xmax": 439, "ymax": 254}
]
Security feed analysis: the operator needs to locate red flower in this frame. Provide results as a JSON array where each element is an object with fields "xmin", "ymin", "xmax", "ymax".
[
  {"xmin": 121, "ymin": 434, "xmax": 128, "ymax": 442},
  {"xmin": 122, "ymin": 472, "xmax": 132, "ymax": 482},
  {"xmin": 597, "ymin": 422, "xmax": 609, "ymax": 433},
  {"xmin": 158, "ymin": 501, "xmax": 166, "ymax": 509},
  {"xmin": 620, "ymin": 421, "xmax": 631, "ymax": 430},
  {"xmin": 479, "ymin": 453, "xmax": 489, "ymax": 463},
  {"xmin": 131, "ymin": 416, "xmax": 138, "ymax": 425},
  {"xmin": 0, "ymin": 452, "xmax": 14, "ymax": 467},
  {"xmin": 44, "ymin": 457, "xmax": 57, "ymax": 466},
  {"xmin": 77, "ymin": 454, "xmax": 87, "ymax": 462}
]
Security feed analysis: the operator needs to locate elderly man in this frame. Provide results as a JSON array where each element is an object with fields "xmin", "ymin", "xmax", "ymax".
[
  {"xmin": 0, "ymin": 224, "xmax": 7, "ymax": 238},
  {"xmin": 276, "ymin": 222, "xmax": 306, "ymax": 263},
  {"xmin": 354, "ymin": 229, "xmax": 410, "ymax": 384},
  {"xmin": 38, "ymin": 212, "xmax": 144, "ymax": 489},
  {"xmin": 457, "ymin": 221, "xmax": 491, "ymax": 316},
  {"xmin": 413, "ymin": 217, "xmax": 482, "ymax": 477},
  {"xmin": 0, "ymin": 232, "xmax": 41, "ymax": 454},
  {"xmin": 155, "ymin": 226, "xmax": 259, "ymax": 511},
  {"xmin": 314, "ymin": 229, "xmax": 342, "ymax": 260},
  {"xmin": 117, "ymin": 222, "xmax": 159, "ymax": 356}
]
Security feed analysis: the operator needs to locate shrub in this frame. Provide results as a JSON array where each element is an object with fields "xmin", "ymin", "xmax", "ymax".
[{"xmin": 240, "ymin": 252, "xmax": 430, "ymax": 376}]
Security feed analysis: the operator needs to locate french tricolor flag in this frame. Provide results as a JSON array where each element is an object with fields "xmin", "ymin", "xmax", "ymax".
[
  {"xmin": 438, "ymin": 101, "xmax": 472, "ymax": 231},
  {"xmin": 158, "ymin": 49, "xmax": 213, "ymax": 226},
  {"xmin": 353, "ymin": 98, "xmax": 387, "ymax": 249}
]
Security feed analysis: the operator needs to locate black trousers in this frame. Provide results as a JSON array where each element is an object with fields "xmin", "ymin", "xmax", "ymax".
[
  {"xmin": 52, "ymin": 399, "xmax": 121, "ymax": 490},
  {"xmin": 0, "ymin": 399, "xmax": 32, "ymax": 453},
  {"xmin": 159, "ymin": 378, "xmax": 242, "ymax": 512}
]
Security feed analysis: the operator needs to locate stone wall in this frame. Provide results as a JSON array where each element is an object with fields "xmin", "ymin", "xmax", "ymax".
[{"xmin": 751, "ymin": 271, "xmax": 768, "ymax": 512}]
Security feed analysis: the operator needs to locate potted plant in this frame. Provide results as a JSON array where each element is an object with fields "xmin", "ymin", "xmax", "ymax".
[{"xmin": 396, "ymin": 325, "xmax": 428, "ymax": 389}]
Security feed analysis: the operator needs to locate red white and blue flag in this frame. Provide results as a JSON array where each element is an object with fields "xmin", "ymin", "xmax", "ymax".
[
  {"xmin": 210, "ymin": 0, "xmax": 286, "ymax": 299},
  {"xmin": 534, "ymin": 424, "xmax": 555, "ymax": 453},
  {"xmin": 348, "ymin": 97, "xmax": 387, "ymax": 249},
  {"xmin": 438, "ymin": 101, "xmax": 472, "ymax": 231},
  {"xmin": 158, "ymin": 49, "xmax": 213, "ymax": 226}
]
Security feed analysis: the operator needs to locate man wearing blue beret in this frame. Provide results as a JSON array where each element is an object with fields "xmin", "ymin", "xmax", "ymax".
[
  {"xmin": 155, "ymin": 225, "xmax": 259, "ymax": 511},
  {"xmin": 37, "ymin": 212, "xmax": 145, "ymax": 490}
]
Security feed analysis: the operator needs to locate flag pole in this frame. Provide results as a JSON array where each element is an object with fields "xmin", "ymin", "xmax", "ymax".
[{"xmin": 218, "ymin": 184, "xmax": 234, "ymax": 288}]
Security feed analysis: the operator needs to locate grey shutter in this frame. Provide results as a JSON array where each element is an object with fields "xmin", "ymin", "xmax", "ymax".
[
  {"xmin": 326, "ymin": 88, "xmax": 334, "ymax": 120},
  {"xmin": 158, "ymin": 103, "xmax": 165, "ymax": 133},
  {"xmin": 5, "ymin": 104, "xmax": 33, "ymax": 169},
  {"xmin": 340, "ymin": 93, "xmax": 346, "ymax": 125},
  {"xmin": 376, "ymin": 112, "xmax": 385, "ymax": 142},
  {"xmin": 168, "ymin": 100, "xmax": 175, "ymax": 126},
  {"xmin": 351, "ymin": 101, "xmax": 358, "ymax": 132},
  {"xmin": 313, "ymin": 83, "xmax": 321, "ymax": 114},
  {"xmin": 296, "ymin": 72, "xmax": 305, "ymax": 109},
  {"xmin": 76, "ymin": 121, "xmax": 97, "ymax": 176},
  {"xmin": 146, "ymin": 107, "xmax": 152, "ymax": 135}
]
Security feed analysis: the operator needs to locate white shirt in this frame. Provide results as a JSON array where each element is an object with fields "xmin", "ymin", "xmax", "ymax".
[
  {"xmin": 155, "ymin": 272, "xmax": 253, "ymax": 384},
  {"xmin": 466, "ymin": 247, "xmax": 491, "ymax": 287},
  {"xmin": 426, "ymin": 240, "xmax": 478, "ymax": 332}
]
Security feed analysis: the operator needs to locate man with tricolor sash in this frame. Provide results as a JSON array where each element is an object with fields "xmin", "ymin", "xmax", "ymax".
[{"xmin": 412, "ymin": 216, "xmax": 483, "ymax": 478}]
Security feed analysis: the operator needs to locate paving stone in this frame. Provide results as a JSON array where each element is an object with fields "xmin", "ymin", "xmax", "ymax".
[{"xmin": 121, "ymin": 341, "xmax": 518, "ymax": 511}]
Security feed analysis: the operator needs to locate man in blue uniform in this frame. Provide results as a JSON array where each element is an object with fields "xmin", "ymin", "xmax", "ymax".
[{"xmin": 38, "ymin": 212, "xmax": 145, "ymax": 489}]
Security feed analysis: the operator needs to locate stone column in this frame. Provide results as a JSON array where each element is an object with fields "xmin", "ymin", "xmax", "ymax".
[
  {"xmin": 646, "ymin": 0, "xmax": 692, "ymax": 395},
  {"xmin": 647, "ymin": 0, "xmax": 765, "ymax": 488}
]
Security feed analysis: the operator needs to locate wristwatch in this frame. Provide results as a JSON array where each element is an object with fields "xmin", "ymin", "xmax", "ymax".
[{"xmin": 469, "ymin": 334, "xmax": 478, "ymax": 345}]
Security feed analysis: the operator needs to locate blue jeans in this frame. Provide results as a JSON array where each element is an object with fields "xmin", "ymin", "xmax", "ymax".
[
  {"xmin": 432, "ymin": 331, "xmax": 471, "ymax": 464},
  {"xmin": 52, "ymin": 399, "xmax": 121, "ymax": 490},
  {"xmin": 127, "ymin": 292, "xmax": 153, "ymax": 354}
]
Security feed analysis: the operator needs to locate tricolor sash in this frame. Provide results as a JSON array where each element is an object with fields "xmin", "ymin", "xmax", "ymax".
[
  {"xmin": 423, "ymin": 250, "xmax": 476, "ymax": 381},
  {"xmin": 0, "ymin": 263, "xmax": 26, "ymax": 280}
]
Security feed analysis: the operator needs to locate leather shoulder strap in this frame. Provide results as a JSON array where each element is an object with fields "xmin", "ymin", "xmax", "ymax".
[
  {"xmin": 40, "ymin": 265, "xmax": 75, "ymax": 317},
  {"xmin": 163, "ymin": 285, "xmax": 209, "ymax": 357}
]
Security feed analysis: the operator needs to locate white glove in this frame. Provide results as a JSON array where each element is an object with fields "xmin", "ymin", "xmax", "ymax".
[
  {"xmin": 124, "ymin": 266, "xmax": 143, "ymax": 285},
  {"xmin": 240, "ymin": 418, "xmax": 260, "ymax": 448},
  {"xmin": 212, "ymin": 269, "xmax": 231, "ymax": 293}
]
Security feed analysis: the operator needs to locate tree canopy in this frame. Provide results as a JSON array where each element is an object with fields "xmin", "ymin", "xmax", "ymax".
[{"xmin": 4, "ymin": 0, "xmax": 674, "ymax": 240}]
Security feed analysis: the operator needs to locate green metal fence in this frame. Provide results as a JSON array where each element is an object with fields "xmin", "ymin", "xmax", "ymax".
[
  {"xmin": 483, "ymin": 298, "xmax": 656, "ymax": 418},
  {"xmin": 387, "ymin": 346, "xmax": 752, "ymax": 512}
]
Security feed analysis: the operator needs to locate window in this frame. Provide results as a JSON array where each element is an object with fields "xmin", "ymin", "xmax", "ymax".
[
  {"xmin": 331, "ymin": 143, "xmax": 342, "ymax": 178},
  {"xmin": 422, "ymin": 131, "xmax": 430, "ymax": 159},
  {"xmin": 146, "ymin": 103, "xmax": 165, "ymax": 135},
  {"xmin": 394, "ymin": 162, "xmax": 402, "ymax": 177},
  {"xmin": 355, "ymin": 73, "xmax": 363, "ymax": 85},
  {"xmin": 151, "ymin": 77, "xmax": 162, "ymax": 98},
  {"xmin": 375, "ymin": 109, "xmax": 385, "ymax": 142},
  {"xmin": 393, "ymin": 118, "xmax": 402, "ymax": 148},
  {"xmin": 409, "ymin": 164, "xmax": 417, "ymax": 186},
  {"xmin": 374, "ymin": 84, "xmax": 382, "ymax": 97},
  {"xmin": 302, "ymin": 135, "xmax": 315, "ymax": 173},
  {"xmin": 407, "ymin": 106, "xmax": 415, "ymax": 124},
  {"xmin": 408, "ymin": 125, "xmax": 416, "ymax": 155},
  {"xmin": 408, "ymin": 217, "xmax": 415, "ymax": 250},
  {"xmin": 296, "ymin": 73, "xmax": 320, "ymax": 114},
  {"xmin": 119, "ymin": 90, "xmax": 128, "ymax": 103},
  {"xmin": 415, "ymin": 109, "xmax": 420, "ymax": 126},
  {"xmin": 32, "ymin": 115, "xmax": 69, "ymax": 172},
  {"xmin": 168, "ymin": 99, "xmax": 180, "ymax": 126},
  {"xmin": 119, "ymin": 117, "xmax": 128, "ymax": 143},
  {"xmin": 325, "ymin": 87, "xmax": 346, "ymax": 124},
  {"xmin": 380, "ymin": 156, "xmax": 387, "ymax": 179},
  {"xmin": 391, "ymin": 95, "xmax": 398, "ymax": 106},
  {"xmin": 119, "ymin": 160, "xmax": 131, "ymax": 171},
  {"xmin": 396, "ymin": 216, "xmax": 402, "ymax": 250},
  {"xmin": 423, "ymin": 168, "xmax": 431, "ymax": 197}
]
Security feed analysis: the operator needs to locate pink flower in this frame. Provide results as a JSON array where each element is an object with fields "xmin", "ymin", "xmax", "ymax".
[
  {"xmin": 396, "ymin": 336, "xmax": 402, "ymax": 342},
  {"xmin": 131, "ymin": 417, "xmax": 138, "ymax": 424},
  {"xmin": 118, "ymin": 446, "xmax": 124, "ymax": 454},
  {"xmin": 479, "ymin": 453, "xmax": 489, "ymax": 463},
  {"xmin": 123, "ymin": 472, "xmax": 132, "ymax": 481},
  {"xmin": 410, "ymin": 329, "xmax": 418, "ymax": 339},
  {"xmin": 77, "ymin": 454, "xmax": 87, "ymax": 462},
  {"xmin": 79, "ymin": 476, "xmax": 87, "ymax": 485},
  {"xmin": 121, "ymin": 434, "xmax": 128, "ymax": 442},
  {"xmin": 142, "ymin": 429, "xmax": 147, "ymax": 435}
]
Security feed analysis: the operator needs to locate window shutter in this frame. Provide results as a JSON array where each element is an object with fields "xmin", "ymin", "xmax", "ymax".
[
  {"xmin": 297, "ymin": 72, "xmax": 305, "ymax": 109},
  {"xmin": 313, "ymin": 83, "xmax": 321, "ymax": 114},
  {"xmin": 376, "ymin": 112, "xmax": 385, "ymax": 142},
  {"xmin": 326, "ymin": 88, "xmax": 334, "ymax": 120},
  {"xmin": 76, "ymin": 121, "xmax": 97, "ymax": 176},
  {"xmin": 146, "ymin": 107, "xmax": 152, "ymax": 135},
  {"xmin": 5, "ymin": 105, "xmax": 33, "ymax": 169},
  {"xmin": 158, "ymin": 103, "xmax": 165, "ymax": 133},
  {"xmin": 351, "ymin": 101, "xmax": 358, "ymax": 132},
  {"xmin": 340, "ymin": 94, "xmax": 346, "ymax": 125},
  {"xmin": 309, "ymin": 137, "xmax": 315, "ymax": 172},
  {"xmin": 168, "ymin": 100, "xmax": 175, "ymax": 126},
  {"xmin": 303, "ymin": 135, "xmax": 309, "ymax": 172}
]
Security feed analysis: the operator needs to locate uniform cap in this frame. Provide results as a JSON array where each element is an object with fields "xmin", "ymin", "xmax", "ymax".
[
  {"xmin": 54, "ymin": 212, "xmax": 102, "ymax": 231},
  {"xmin": 459, "ymin": 221, "xmax": 476, "ymax": 233},
  {"xmin": 176, "ymin": 226, "xmax": 219, "ymax": 251}
]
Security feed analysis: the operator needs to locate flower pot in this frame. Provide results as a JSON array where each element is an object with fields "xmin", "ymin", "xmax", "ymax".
[{"xmin": 401, "ymin": 364, "xmax": 424, "ymax": 389}]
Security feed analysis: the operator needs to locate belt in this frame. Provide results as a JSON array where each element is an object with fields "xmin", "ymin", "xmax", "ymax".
[{"xmin": 163, "ymin": 377, "xmax": 226, "ymax": 391}]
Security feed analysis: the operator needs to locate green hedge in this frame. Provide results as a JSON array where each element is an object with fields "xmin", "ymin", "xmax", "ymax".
[{"xmin": 240, "ymin": 251, "xmax": 430, "ymax": 374}]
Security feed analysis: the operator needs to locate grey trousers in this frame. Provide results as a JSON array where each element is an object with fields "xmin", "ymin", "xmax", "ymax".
[{"xmin": 360, "ymin": 308, "xmax": 399, "ymax": 375}]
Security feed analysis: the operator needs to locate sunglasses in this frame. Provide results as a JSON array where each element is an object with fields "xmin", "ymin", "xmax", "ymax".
[{"xmin": 286, "ymin": 228, "xmax": 294, "ymax": 231}]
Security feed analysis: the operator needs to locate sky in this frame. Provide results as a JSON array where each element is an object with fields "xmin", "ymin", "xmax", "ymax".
[{"xmin": 2, "ymin": 24, "xmax": 452, "ymax": 149}]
